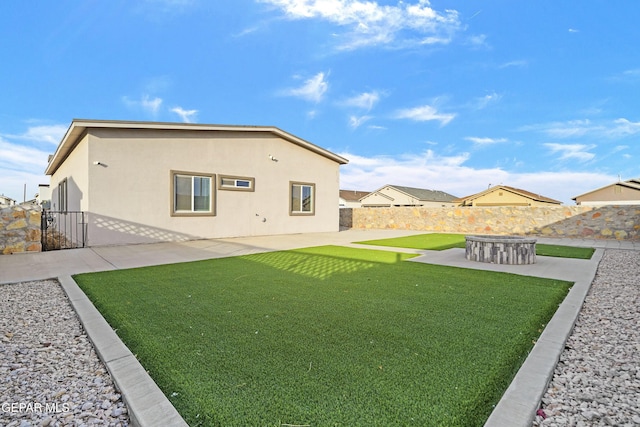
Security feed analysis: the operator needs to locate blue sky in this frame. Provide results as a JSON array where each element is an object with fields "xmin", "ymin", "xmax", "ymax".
[{"xmin": 1, "ymin": 0, "xmax": 638, "ymax": 204}]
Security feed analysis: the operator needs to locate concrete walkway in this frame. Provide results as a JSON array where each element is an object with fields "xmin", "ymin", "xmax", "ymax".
[{"xmin": 1, "ymin": 230, "xmax": 639, "ymax": 426}]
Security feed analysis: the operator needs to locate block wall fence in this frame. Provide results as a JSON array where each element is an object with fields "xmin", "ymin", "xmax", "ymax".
[
  {"xmin": 0, "ymin": 205, "xmax": 42, "ymax": 254},
  {"xmin": 340, "ymin": 205, "xmax": 640, "ymax": 240},
  {"xmin": 2, "ymin": 204, "xmax": 639, "ymax": 256}
]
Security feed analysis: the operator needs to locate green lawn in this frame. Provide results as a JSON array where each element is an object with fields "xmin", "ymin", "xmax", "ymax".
[
  {"xmin": 74, "ymin": 246, "xmax": 571, "ymax": 426},
  {"xmin": 356, "ymin": 233, "xmax": 595, "ymax": 259}
]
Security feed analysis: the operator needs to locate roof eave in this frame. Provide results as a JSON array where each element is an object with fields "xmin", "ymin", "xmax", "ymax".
[{"xmin": 45, "ymin": 119, "xmax": 348, "ymax": 176}]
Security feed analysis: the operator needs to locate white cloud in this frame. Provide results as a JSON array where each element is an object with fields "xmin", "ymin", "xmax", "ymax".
[
  {"xmin": 338, "ymin": 150, "xmax": 617, "ymax": 204},
  {"xmin": 609, "ymin": 118, "xmax": 640, "ymax": 137},
  {"xmin": 123, "ymin": 94, "xmax": 163, "ymax": 116},
  {"xmin": 260, "ymin": 0, "xmax": 461, "ymax": 50},
  {"xmin": 609, "ymin": 68, "xmax": 640, "ymax": 83},
  {"xmin": 394, "ymin": 104, "xmax": 456, "ymax": 125},
  {"xmin": 472, "ymin": 91, "xmax": 501, "ymax": 109},
  {"xmin": 282, "ymin": 72, "xmax": 329, "ymax": 103},
  {"xmin": 2, "ymin": 124, "xmax": 67, "ymax": 145},
  {"xmin": 467, "ymin": 34, "xmax": 489, "ymax": 48},
  {"xmin": 0, "ymin": 139, "xmax": 50, "ymax": 171},
  {"xmin": 233, "ymin": 26, "xmax": 260, "ymax": 37},
  {"xmin": 142, "ymin": 96, "xmax": 163, "ymax": 115},
  {"xmin": 0, "ymin": 138, "xmax": 51, "ymax": 201},
  {"xmin": 613, "ymin": 145, "xmax": 629, "ymax": 153},
  {"xmin": 349, "ymin": 115, "xmax": 371, "ymax": 129},
  {"xmin": 171, "ymin": 107, "xmax": 198, "ymax": 123},
  {"xmin": 523, "ymin": 118, "xmax": 640, "ymax": 139},
  {"xmin": 544, "ymin": 143, "xmax": 596, "ymax": 162},
  {"xmin": 499, "ymin": 60, "xmax": 528, "ymax": 69},
  {"xmin": 465, "ymin": 136, "xmax": 507, "ymax": 146},
  {"xmin": 342, "ymin": 91, "xmax": 381, "ymax": 111},
  {"xmin": 541, "ymin": 120, "xmax": 602, "ymax": 138}
]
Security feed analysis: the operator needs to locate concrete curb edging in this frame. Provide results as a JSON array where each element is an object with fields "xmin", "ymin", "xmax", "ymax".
[
  {"xmin": 483, "ymin": 248, "xmax": 605, "ymax": 426},
  {"xmin": 58, "ymin": 275, "xmax": 189, "ymax": 427}
]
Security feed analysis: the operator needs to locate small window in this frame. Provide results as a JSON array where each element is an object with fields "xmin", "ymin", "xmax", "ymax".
[
  {"xmin": 219, "ymin": 175, "xmax": 255, "ymax": 191},
  {"xmin": 58, "ymin": 178, "xmax": 68, "ymax": 211},
  {"xmin": 171, "ymin": 171, "xmax": 215, "ymax": 216},
  {"xmin": 290, "ymin": 182, "xmax": 315, "ymax": 215}
]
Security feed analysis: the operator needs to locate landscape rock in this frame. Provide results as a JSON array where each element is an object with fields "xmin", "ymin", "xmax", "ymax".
[
  {"xmin": 0, "ymin": 279, "xmax": 130, "ymax": 426},
  {"xmin": 533, "ymin": 250, "xmax": 640, "ymax": 426}
]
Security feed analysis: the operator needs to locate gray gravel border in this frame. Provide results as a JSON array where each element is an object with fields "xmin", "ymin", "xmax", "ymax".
[
  {"xmin": 0, "ymin": 279, "xmax": 130, "ymax": 427},
  {"xmin": 532, "ymin": 250, "xmax": 640, "ymax": 426}
]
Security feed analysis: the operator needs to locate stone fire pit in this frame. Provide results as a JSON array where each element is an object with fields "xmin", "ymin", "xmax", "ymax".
[{"xmin": 465, "ymin": 235, "xmax": 537, "ymax": 265}]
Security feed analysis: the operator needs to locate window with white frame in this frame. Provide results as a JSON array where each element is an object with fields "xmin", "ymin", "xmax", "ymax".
[
  {"xmin": 219, "ymin": 175, "xmax": 255, "ymax": 191},
  {"xmin": 290, "ymin": 182, "xmax": 315, "ymax": 215},
  {"xmin": 58, "ymin": 178, "xmax": 67, "ymax": 211},
  {"xmin": 172, "ymin": 171, "xmax": 215, "ymax": 215}
]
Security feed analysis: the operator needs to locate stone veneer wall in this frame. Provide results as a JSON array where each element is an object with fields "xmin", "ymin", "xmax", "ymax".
[
  {"xmin": 344, "ymin": 205, "xmax": 640, "ymax": 240},
  {"xmin": 0, "ymin": 205, "xmax": 42, "ymax": 254}
]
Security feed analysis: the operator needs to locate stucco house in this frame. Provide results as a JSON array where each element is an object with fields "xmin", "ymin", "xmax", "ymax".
[
  {"xmin": 339, "ymin": 190, "xmax": 370, "ymax": 208},
  {"xmin": 0, "ymin": 195, "xmax": 16, "ymax": 208},
  {"xmin": 455, "ymin": 185, "xmax": 562, "ymax": 207},
  {"xmin": 359, "ymin": 185, "xmax": 458, "ymax": 208},
  {"xmin": 572, "ymin": 178, "xmax": 640, "ymax": 205},
  {"xmin": 45, "ymin": 119, "xmax": 348, "ymax": 246}
]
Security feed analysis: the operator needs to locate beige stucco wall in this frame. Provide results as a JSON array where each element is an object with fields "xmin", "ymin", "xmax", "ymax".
[
  {"xmin": 361, "ymin": 187, "xmax": 455, "ymax": 207},
  {"xmin": 339, "ymin": 199, "xmax": 362, "ymax": 208},
  {"xmin": 51, "ymin": 128, "xmax": 341, "ymax": 246},
  {"xmin": 575, "ymin": 184, "xmax": 640, "ymax": 205},
  {"xmin": 50, "ymin": 135, "xmax": 90, "ymax": 212},
  {"xmin": 469, "ymin": 189, "xmax": 555, "ymax": 207}
]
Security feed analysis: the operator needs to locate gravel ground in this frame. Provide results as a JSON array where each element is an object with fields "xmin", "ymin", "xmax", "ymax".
[
  {"xmin": 534, "ymin": 249, "xmax": 640, "ymax": 426},
  {"xmin": 0, "ymin": 279, "xmax": 130, "ymax": 427}
]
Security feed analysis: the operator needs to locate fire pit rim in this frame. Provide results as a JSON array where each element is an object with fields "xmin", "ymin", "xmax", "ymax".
[{"xmin": 464, "ymin": 235, "xmax": 538, "ymax": 244}]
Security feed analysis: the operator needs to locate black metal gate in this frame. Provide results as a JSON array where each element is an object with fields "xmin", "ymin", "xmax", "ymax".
[{"xmin": 41, "ymin": 210, "xmax": 86, "ymax": 251}]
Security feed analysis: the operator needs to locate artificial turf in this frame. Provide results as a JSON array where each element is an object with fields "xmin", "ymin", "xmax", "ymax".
[
  {"xmin": 355, "ymin": 233, "xmax": 595, "ymax": 259},
  {"xmin": 74, "ymin": 245, "xmax": 571, "ymax": 426}
]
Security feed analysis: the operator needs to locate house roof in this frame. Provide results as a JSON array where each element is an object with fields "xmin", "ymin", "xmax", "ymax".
[
  {"xmin": 571, "ymin": 178, "xmax": 640, "ymax": 200},
  {"xmin": 339, "ymin": 190, "xmax": 370, "ymax": 202},
  {"xmin": 369, "ymin": 185, "xmax": 458, "ymax": 202},
  {"xmin": 0, "ymin": 194, "xmax": 16, "ymax": 203},
  {"xmin": 456, "ymin": 185, "xmax": 562, "ymax": 204},
  {"xmin": 45, "ymin": 119, "xmax": 349, "ymax": 175}
]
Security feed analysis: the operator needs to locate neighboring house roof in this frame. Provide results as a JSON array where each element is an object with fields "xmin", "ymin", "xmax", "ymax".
[
  {"xmin": 572, "ymin": 178, "xmax": 640, "ymax": 201},
  {"xmin": 386, "ymin": 185, "xmax": 458, "ymax": 202},
  {"xmin": 339, "ymin": 190, "xmax": 370, "ymax": 202},
  {"xmin": 456, "ymin": 185, "xmax": 562, "ymax": 205},
  {"xmin": 0, "ymin": 194, "xmax": 16, "ymax": 205},
  {"xmin": 45, "ymin": 119, "xmax": 348, "ymax": 175},
  {"xmin": 368, "ymin": 185, "xmax": 458, "ymax": 202}
]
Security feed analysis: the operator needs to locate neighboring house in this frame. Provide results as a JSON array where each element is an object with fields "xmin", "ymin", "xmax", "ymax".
[
  {"xmin": 45, "ymin": 119, "xmax": 348, "ymax": 246},
  {"xmin": 37, "ymin": 184, "xmax": 51, "ymax": 208},
  {"xmin": 0, "ymin": 194, "xmax": 16, "ymax": 208},
  {"xmin": 572, "ymin": 178, "xmax": 640, "ymax": 205},
  {"xmin": 359, "ymin": 185, "xmax": 458, "ymax": 208},
  {"xmin": 455, "ymin": 185, "xmax": 562, "ymax": 207},
  {"xmin": 339, "ymin": 190, "xmax": 370, "ymax": 208}
]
